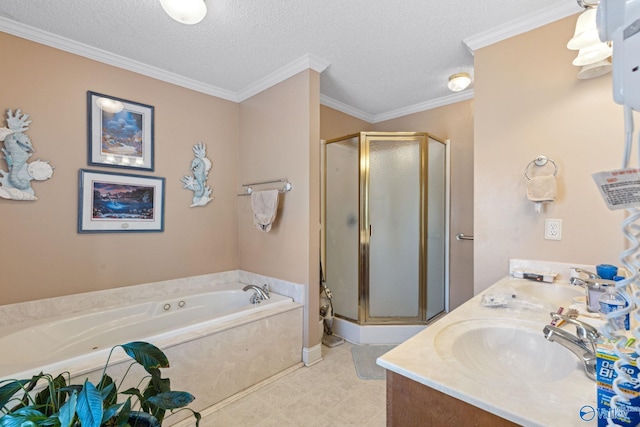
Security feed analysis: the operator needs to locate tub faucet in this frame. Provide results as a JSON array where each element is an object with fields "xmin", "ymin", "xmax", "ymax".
[
  {"xmin": 243, "ymin": 284, "xmax": 270, "ymax": 303},
  {"xmin": 542, "ymin": 313, "xmax": 600, "ymax": 380}
]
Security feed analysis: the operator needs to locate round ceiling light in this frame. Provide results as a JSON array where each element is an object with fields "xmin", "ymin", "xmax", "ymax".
[
  {"xmin": 160, "ymin": 0, "xmax": 207, "ymax": 25},
  {"xmin": 447, "ymin": 72, "xmax": 472, "ymax": 92}
]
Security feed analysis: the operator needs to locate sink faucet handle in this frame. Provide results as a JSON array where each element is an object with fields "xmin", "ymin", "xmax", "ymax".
[
  {"xmin": 571, "ymin": 267, "xmax": 600, "ymax": 280},
  {"xmin": 262, "ymin": 283, "xmax": 270, "ymax": 297},
  {"xmin": 549, "ymin": 312, "xmax": 600, "ymax": 341}
]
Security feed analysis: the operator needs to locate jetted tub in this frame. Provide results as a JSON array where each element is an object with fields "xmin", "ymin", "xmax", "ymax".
[{"xmin": 0, "ymin": 282, "xmax": 303, "ymax": 424}]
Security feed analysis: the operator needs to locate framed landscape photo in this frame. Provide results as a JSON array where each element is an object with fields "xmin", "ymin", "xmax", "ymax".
[
  {"xmin": 78, "ymin": 169, "xmax": 165, "ymax": 233},
  {"xmin": 87, "ymin": 91, "xmax": 154, "ymax": 171}
]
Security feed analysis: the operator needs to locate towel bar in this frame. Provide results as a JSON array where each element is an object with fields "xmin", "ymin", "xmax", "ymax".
[{"xmin": 237, "ymin": 179, "xmax": 292, "ymax": 196}]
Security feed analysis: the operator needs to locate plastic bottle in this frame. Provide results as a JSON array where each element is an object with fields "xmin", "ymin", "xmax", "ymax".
[{"xmin": 599, "ymin": 284, "xmax": 629, "ymax": 330}]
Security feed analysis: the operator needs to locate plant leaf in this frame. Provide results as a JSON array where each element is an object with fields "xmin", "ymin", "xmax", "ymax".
[
  {"xmin": 76, "ymin": 381, "xmax": 103, "ymax": 427},
  {"xmin": 99, "ymin": 381, "xmax": 116, "ymax": 407},
  {"xmin": 120, "ymin": 342, "xmax": 169, "ymax": 370},
  {"xmin": 114, "ymin": 398, "xmax": 131, "ymax": 427},
  {"xmin": 58, "ymin": 390, "xmax": 77, "ymax": 427},
  {"xmin": 101, "ymin": 401, "xmax": 124, "ymax": 424},
  {"xmin": 35, "ymin": 374, "xmax": 68, "ymax": 415},
  {"xmin": 0, "ymin": 407, "xmax": 46, "ymax": 427},
  {"xmin": 147, "ymin": 391, "xmax": 195, "ymax": 410},
  {"xmin": 0, "ymin": 380, "xmax": 29, "ymax": 409}
]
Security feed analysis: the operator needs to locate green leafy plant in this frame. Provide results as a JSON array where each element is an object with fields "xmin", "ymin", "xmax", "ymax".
[{"xmin": 0, "ymin": 341, "xmax": 201, "ymax": 427}]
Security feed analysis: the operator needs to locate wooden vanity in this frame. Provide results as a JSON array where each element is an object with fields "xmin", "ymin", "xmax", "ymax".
[{"xmin": 386, "ymin": 371, "xmax": 518, "ymax": 426}]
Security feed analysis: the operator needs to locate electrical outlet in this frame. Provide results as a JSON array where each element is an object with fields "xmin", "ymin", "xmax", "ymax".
[{"xmin": 545, "ymin": 219, "xmax": 562, "ymax": 240}]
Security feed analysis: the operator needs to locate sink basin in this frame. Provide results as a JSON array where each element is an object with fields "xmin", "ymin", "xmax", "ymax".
[
  {"xmin": 435, "ymin": 319, "xmax": 579, "ymax": 383},
  {"xmin": 516, "ymin": 283, "xmax": 583, "ymax": 307}
]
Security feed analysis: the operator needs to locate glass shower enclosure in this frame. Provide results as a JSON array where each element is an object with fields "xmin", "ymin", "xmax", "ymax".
[{"xmin": 324, "ymin": 132, "xmax": 448, "ymax": 325}]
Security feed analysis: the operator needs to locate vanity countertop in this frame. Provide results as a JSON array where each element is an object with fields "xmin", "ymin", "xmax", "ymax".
[{"xmin": 377, "ymin": 276, "xmax": 599, "ymax": 426}]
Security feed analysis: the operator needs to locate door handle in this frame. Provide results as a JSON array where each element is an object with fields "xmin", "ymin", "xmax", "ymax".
[{"xmin": 456, "ymin": 233, "xmax": 474, "ymax": 241}]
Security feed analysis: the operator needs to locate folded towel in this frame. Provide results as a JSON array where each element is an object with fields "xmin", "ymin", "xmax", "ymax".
[
  {"xmin": 527, "ymin": 175, "xmax": 557, "ymax": 202},
  {"xmin": 251, "ymin": 190, "xmax": 279, "ymax": 232}
]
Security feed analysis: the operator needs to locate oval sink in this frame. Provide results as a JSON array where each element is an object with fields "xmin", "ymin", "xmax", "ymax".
[
  {"xmin": 516, "ymin": 283, "xmax": 583, "ymax": 307},
  {"xmin": 434, "ymin": 319, "xmax": 579, "ymax": 383}
]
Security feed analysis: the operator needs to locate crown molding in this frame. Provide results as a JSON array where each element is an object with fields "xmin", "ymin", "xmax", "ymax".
[
  {"xmin": 321, "ymin": 91, "xmax": 474, "ymax": 124},
  {"xmin": 237, "ymin": 54, "xmax": 330, "ymax": 101},
  {"xmin": 319, "ymin": 95, "xmax": 375, "ymax": 123},
  {"xmin": 372, "ymin": 90, "xmax": 474, "ymax": 123},
  {"xmin": 464, "ymin": 2, "xmax": 582, "ymax": 53},
  {"xmin": 0, "ymin": 14, "xmax": 332, "ymax": 108},
  {"xmin": 0, "ymin": 16, "xmax": 239, "ymax": 101}
]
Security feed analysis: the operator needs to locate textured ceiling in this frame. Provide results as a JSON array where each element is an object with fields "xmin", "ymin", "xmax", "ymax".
[{"xmin": 0, "ymin": 0, "xmax": 582, "ymax": 122}]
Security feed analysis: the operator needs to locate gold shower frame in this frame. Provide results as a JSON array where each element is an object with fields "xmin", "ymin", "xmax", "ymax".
[{"xmin": 324, "ymin": 131, "xmax": 447, "ymax": 325}]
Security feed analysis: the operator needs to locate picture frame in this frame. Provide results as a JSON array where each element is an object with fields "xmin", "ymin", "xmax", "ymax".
[
  {"xmin": 78, "ymin": 169, "xmax": 165, "ymax": 233},
  {"xmin": 87, "ymin": 91, "xmax": 154, "ymax": 171}
]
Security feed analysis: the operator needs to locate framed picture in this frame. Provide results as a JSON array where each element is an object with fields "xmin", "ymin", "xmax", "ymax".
[
  {"xmin": 87, "ymin": 91, "xmax": 154, "ymax": 171},
  {"xmin": 78, "ymin": 169, "xmax": 165, "ymax": 233}
]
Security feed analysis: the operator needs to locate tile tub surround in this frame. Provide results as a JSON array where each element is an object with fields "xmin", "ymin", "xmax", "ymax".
[{"xmin": 377, "ymin": 275, "xmax": 599, "ymax": 426}]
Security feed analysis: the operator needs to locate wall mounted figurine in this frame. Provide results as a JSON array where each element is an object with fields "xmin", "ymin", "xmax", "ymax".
[
  {"xmin": 181, "ymin": 142, "xmax": 212, "ymax": 207},
  {"xmin": 0, "ymin": 109, "xmax": 54, "ymax": 200}
]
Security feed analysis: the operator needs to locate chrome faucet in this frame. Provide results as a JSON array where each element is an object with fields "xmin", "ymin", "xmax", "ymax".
[
  {"xmin": 569, "ymin": 267, "xmax": 600, "ymax": 286},
  {"xmin": 543, "ymin": 313, "xmax": 600, "ymax": 380},
  {"xmin": 242, "ymin": 284, "xmax": 270, "ymax": 303}
]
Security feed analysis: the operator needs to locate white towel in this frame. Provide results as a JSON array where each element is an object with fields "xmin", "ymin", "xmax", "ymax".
[
  {"xmin": 527, "ymin": 175, "xmax": 557, "ymax": 213},
  {"xmin": 527, "ymin": 175, "xmax": 557, "ymax": 202},
  {"xmin": 251, "ymin": 190, "xmax": 279, "ymax": 232}
]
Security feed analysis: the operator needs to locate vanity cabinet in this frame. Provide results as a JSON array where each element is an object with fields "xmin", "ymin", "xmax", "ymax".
[{"xmin": 386, "ymin": 371, "xmax": 519, "ymax": 426}]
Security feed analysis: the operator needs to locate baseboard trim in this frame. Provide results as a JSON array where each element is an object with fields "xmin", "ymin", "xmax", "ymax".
[{"xmin": 302, "ymin": 344, "xmax": 323, "ymax": 366}]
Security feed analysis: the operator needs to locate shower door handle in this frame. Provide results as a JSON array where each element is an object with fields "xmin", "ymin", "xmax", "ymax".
[
  {"xmin": 369, "ymin": 224, "xmax": 372, "ymax": 236},
  {"xmin": 456, "ymin": 233, "xmax": 474, "ymax": 241}
]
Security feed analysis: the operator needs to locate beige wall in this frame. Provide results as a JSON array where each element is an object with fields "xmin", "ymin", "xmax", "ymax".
[
  {"xmin": 320, "ymin": 106, "xmax": 373, "ymax": 140},
  {"xmin": 239, "ymin": 71, "xmax": 321, "ymax": 347},
  {"xmin": 474, "ymin": 15, "xmax": 629, "ymax": 293},
  {"xmin": 0, "ymin": 32, "xmax": 240, "ymax": 305},
  {"xmin": 375, "ymin": 101, "xmax": 475, "ymax": 310}
]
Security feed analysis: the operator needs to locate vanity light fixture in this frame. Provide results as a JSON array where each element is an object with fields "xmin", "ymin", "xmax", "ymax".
[
  {"xmin": 577, "ymin": 58, "xmax": 612, "ymax": 79},
  {"xmin": 567, "ymin": 8, "xmax": 601, "ymax": 50},
  {"xmin": 447, "ymin": 72, "xmax": 472, "ymax": 92},
  {"xmin": 568, "ymin": 3, "xmax": 612, "ymax": 79},
  {"xmin": 160, "ymin": 0, "xmax": 207, "ymax": 25}
]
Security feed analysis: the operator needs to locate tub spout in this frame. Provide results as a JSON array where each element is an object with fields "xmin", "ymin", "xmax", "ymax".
[{"xmin": 243, "ymin": 284, "xmax": 270, "ymax": 303}]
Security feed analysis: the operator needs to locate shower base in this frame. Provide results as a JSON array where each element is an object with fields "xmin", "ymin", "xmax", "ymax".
[{"xmin": 332, "ymin": 318, "xmax": 426, "ymax": 345}]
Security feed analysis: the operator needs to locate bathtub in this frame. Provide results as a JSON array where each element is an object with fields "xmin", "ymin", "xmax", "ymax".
[{"xmin": 0, "ymin": 281, "xmax": 303, "ymax": 424}]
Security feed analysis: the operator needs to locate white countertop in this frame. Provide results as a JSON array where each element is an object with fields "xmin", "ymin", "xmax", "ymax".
[{"xmin": 377, "ymin": 276, "xmax": 599, "ymax": 427}]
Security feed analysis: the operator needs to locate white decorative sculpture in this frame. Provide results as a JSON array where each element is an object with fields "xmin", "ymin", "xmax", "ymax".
[
  {"xmin": 181, "ymin": 142, "xmax": 212, "ymax": 207},
  {"xmin": 0, "ymin": 109, "xmax": 54, "ymax": 200}
]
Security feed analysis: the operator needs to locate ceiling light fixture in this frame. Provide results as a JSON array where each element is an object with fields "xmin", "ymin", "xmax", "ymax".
[
  {"xmin": 160, "ymin": 0, "xmax": 207, "ymax": 25},
  {"xmin": 447, "ymin": 73, "xmax": 471, "ymax": 92}
]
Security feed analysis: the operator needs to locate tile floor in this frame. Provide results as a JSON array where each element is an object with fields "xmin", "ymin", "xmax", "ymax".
[{"xmin": 199, "ymin": 341, "xmax": 387, "ymax": 427}]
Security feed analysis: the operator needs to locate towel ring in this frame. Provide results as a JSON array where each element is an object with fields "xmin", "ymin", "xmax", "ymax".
[{"xmin": 524, "ymin": 156, "xmax": 558, "ymax": 180}]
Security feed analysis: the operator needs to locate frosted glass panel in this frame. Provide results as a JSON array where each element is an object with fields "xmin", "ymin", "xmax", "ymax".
[
  {"xmin": 325, "ymin": 138, "xmax": 359, "ymax": 321},
  {"xmin": 368, "ymin": 139, "xmax": 420, "ymax": 318},
  {"xmin": 427, "ymin": 138, "xmax": 446, "ymax": 319}
]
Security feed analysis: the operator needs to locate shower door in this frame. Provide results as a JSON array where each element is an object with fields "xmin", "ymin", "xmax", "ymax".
[{"xmin": 324, "ymin": 132, "xmax": 447, "ymax": 325}]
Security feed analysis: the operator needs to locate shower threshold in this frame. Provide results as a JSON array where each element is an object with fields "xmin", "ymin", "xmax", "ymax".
[{"xmin": 332, "ymin": 318, "xmax": 427, "ymax": 345}]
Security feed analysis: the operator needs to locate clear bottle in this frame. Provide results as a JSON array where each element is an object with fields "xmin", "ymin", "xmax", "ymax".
[{"xmin": 599, "ymin": 285, "xmax": 629, "ymax": 330}]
